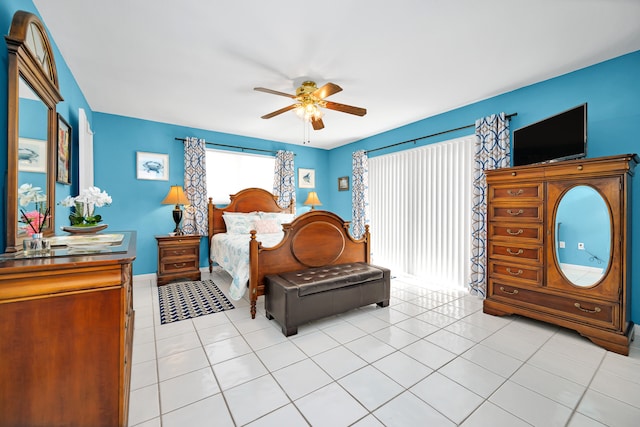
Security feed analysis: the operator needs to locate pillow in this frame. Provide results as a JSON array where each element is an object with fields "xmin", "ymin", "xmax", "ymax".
[
  {"xmin": 259, "ymin": 212, "xmax": 295, "ymax": 226},
  {"xmin": 253, "ymin": 219, "xmax": 281, "ymax": 234},
  {"xmin": 222, "ymin": 213, "xmax": 259, "ymax": 234}
]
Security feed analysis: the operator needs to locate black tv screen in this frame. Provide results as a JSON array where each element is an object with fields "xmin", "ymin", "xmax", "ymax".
[{"xmin": 512, "ymin": 104, "xmax": 587, "ymax": 166}]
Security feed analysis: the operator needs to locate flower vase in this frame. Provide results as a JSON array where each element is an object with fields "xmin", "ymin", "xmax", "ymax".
[{"xmin": 23, "ymin": 232, "xmax": 50, "ymax": 255}]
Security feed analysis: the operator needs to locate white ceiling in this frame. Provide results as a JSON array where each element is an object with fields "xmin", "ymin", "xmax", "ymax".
[{"xmin": 32, "ymin": 0, "xmax": 640, "ymax": 150}]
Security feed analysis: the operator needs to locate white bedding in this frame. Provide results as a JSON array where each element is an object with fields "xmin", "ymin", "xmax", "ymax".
[{"xmin": 211, "ymin": 232, "xmax": 284, "ymax": 300}]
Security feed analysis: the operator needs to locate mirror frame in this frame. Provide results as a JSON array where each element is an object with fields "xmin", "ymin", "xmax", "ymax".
[{"xmin": 5, "ymin": 11, "xmax": 63, "ymax": 252}]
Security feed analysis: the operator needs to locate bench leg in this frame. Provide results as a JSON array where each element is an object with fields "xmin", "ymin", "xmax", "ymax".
[
  {"xmin": 377, "ymin": 300, "xmax": 389, "ymax": 307},
  {"xmin": 283, "ymin": 325, "xmax": 298, "ymax": 337},
  {"xmin": 265, "ymin": 312, "xmax": 274, "ymax": 320}
]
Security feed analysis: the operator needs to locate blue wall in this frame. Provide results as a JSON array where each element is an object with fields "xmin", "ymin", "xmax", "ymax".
[{"xmin": 92, "ymin": 113, "xmax": 329, "ymax": 275}]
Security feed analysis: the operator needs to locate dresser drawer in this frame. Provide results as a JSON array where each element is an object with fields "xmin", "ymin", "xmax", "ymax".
[
  {"xmin": 489, "ymin": 241, "xmax": 543, "ymax": 265},
  {"xmin": 159, "ymin": 258, "xmax": 199, "ymax": 275},
  {"xmin": 488, "ymin": 203, "xmax": 543, "ymax": 222},
  {"xmin": 159, "ymin": 245, "xmax": 199, "ymax": 259},
  {"xmin": 489, "ymin": 261, "xmax": 542, "ymax": 286},
  {"xmin": 489, "ymin": 183, "xmax": 543, "ymax": 201},
  {"xmin": 489, "ymin": 280, "xmax": 619, "ymax": 330},
  {"xmin": 489, "ymin": 222, "xmax": 543, "ymax": 243}
]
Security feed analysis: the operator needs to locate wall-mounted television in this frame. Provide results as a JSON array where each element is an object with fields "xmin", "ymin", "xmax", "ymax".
[{"xmin": 512, "ymin": 103, "xmax": 587, "ymax": 166}]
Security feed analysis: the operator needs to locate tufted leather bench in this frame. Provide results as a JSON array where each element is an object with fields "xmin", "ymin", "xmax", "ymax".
[{"xmin": 265, "ymin": 263, "xmax": 391, "ymax": 336}]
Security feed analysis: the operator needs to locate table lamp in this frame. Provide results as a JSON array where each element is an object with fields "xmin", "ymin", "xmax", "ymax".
[
  {"xmin": 161, "ymin": 185, "xmax": 191, "ymax": 235},
  {"xmin": 304, "ymin": 191, "xmax": 322, "ymax": 210}
]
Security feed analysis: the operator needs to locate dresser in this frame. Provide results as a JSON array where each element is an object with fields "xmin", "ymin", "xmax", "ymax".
[
  {"xmin": 483, "ymin": 155, "xmax": 637, "ymax": 355},
  {"xmin": 156, "ymin": 234, "xmax": 202, "ymax": 285},
  {"xmin": 0, "ymin": 231, "xmax": 136, "ymax": 426}
]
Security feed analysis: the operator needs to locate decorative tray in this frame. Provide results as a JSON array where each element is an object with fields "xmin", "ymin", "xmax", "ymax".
[{"xmin": 61, "ymin": 224, "xmax": 108, "ymax": 234}]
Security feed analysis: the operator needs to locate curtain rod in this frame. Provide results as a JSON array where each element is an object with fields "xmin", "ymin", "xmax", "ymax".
[
  {"xmin": 175, "ymin": 138, "xmax": 280, "ymax": 155},
  {"xmin": 365, "ymin": 112, "xmax": 517, "ymax": 154}
]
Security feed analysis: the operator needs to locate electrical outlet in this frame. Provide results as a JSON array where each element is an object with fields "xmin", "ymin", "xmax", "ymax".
[
  {"xmin": 559, "ymin": 241, "xmax": 565, "ymax": 248},
  {"xmin": 578, "ymin": 242, "xmax": 585, "ymax": 250}
]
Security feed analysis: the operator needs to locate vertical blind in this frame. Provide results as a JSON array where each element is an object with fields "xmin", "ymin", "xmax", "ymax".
[{"xmin": 368, "ymin": 135, "xmax": 475, "ymax": 288}]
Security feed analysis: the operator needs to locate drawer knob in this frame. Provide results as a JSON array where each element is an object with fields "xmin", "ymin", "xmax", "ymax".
[
  {"xmin": 511, "ymin": 172, "xmax": 516, "ymax": 176},
  {"xmin": 507, "ymin": 189, "xmax": 524, "ymax": 196},
  {"xmin": 574, "ymin": 302, "xmax": 601, "ymax": 314},
  {"xmin": 506, "ymin": 268, "xmax": 523, "ymax": 276},
  {"xmin": 506, "ymin": 248, "xmax": 524, "ymax": 256},
  {"xmin": 577, "ymin": 165, "xmax": 583, "ymax": 171},
  {"xmin": 499, "ymin": 286, "xmax": 519, "ymax": 295},
  {"xmin": 172, "ymin": 250, "xmax": 187, "ymax": 255},
  {"xmin": 507, "ymin": 209, "xmax": 524, "ymax": 216},
  {"xmin": 506, "ymin": 228, "xmax": 523, "ymax": 236}
]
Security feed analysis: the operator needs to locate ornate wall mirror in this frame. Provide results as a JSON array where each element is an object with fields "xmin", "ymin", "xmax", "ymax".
[
  {"xmin": 554, "ymin": 185, "xmax": 611, "ymax": 287},
  {"xmin": 5, "ymin": 11, "xmax": 63, "ymax": 252}
]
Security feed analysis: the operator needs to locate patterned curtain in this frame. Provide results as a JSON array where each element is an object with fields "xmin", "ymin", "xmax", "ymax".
[
  {"xmin": 352, "ymin": 150, "xmax": 369, "ymax": 239},
  {"xmin": 183, "ymin": 137, "xmax": 208, "ymax": 235},
  {"xmin": 273, "ymin": 150, "xmax": 296, "ymax": 210},
  {"xmin": 469, "ymin": 113, "xmax": 510, "ymax": 297}
]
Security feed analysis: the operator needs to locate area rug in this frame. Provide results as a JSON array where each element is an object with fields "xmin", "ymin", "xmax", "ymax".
[{"xmin": 158, "ymin": 279, "xmax": 234, "ymax": 324}]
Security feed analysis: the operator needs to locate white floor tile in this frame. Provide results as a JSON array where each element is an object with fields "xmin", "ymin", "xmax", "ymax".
[
  {"xmin": 128, "ymin": 384, "xmax": 160, "ymax": 426},
  {"xmin": 203, "ymin": 335, "xmax": 251, "ymax": 364},
  {"xmin": 256, "ymin": 340, "xmax": 308, "ymax": 372},
  {"xmin": 338, "ymin": 365, "xmax": 404, "ymax": 411},
  {"xmin": 511, "ymin": 363, "xmax": 585, "ymax": 408},
  {"xmin": 425, "ymin": 329, "xmax": 476, "ymax": 355},
  {"xmin": 528, "ymin": 348, "xmax": 599, "ymax": 386},
  {"xmin": 374, "ymin": 391, "xmax": 455, "ymax": 427},
  {"xmin": 394, "ymin": 317, "xmax": 440, "ymax": 338},
  {"xmin": 489, "ymin": 380, "xmax": 573, "ymax": 426},
  {"xmin": 161, "ymin": 394, "xmax": 234, "ymax": 427},
  {"xmin": 401, "ymin": 338, "xmax": 457, "ymax": 370},
  {"xmin": 289, "ymin": 330, "xmax": 340, "ymax": 356},
  {"xmin": 272, "ymin": 359, "xmax": 333, "ymax": 400},
  {"xmin": 130, "ymin": 359, "xmax": 158, "ymax": 391},
  {"xmin": 411, "ymin": 372, "xmax": 484, "ymax": 424},
  {"xmin": 438, "ymin": 356, "xmax": 505, "ymax": 398},
  {"xmin": 312, "ymin": 345, "xmax": 367, "ymax": 379},
  {"xmin": 196, "ymin": 322, "xmax": 240, "ymax": 346},
  {"xmin": 159, "ymin": 367, "xmax": 219, "ymax": 414},
  {"xmin": 576, "ymin": 389, "xmax": 640, "ymax": 426},
  {"xmin": 461, "ymin": 343, "xmax": 523, "ymax": 378},
  {"xmin": 212, "ymin": 352, "xmax": 268, "ymax": 390},
  {"xmin": 245, "ymin": 404, "xmax": 309, "ymax": 427},
  {"xmin": 224, "ymin": 375, "xmax": 290, "ymax": 425},
  {"xmin": 157, "ymin": 347, "xmax": 209, "ymax": 382},
  {"xmin": 372, "ymin": 325, "xmax": 420, "ymax": 349},
  {"xmin": 372, "ymin": 351, "xmax": 432, "ymax": 388},
  {"xmin": 460, "ymin": 401, "xmax": 531, "ymax": 427},
  {"xmin": 155, "ymin": 331, "xmax": 202, "ymax": 358},
  {"xmin": 296, "ymin": 382, "xmax": 368, "ymax": 427},
  {"xmin": 344, "ymin": 334, "xmax": 396, "ymax": 363}
]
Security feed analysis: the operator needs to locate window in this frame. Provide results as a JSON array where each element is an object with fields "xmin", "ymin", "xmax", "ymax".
[{"xmin": 206, "ymin": 149, "xmax": 275, "ymax": 205}]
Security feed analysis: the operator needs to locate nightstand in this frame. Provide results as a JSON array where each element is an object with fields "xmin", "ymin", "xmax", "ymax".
[{"xmin": 155, "ymin": 234, "xmax": 202, "ymax": 285}]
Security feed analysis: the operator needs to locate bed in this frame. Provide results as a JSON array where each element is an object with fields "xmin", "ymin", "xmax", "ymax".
[{"xmin": 207, "ymin": 188, "xmax": 371, "ymax": 318}]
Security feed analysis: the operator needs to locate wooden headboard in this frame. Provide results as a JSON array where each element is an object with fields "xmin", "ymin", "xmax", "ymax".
[
  {"xmin": 207, "ymin": 188, "xmax": 294, "ymax": 271},
  {"xmin": 208, "ymin": 188, "xmax": 294, "ymax": 236}
]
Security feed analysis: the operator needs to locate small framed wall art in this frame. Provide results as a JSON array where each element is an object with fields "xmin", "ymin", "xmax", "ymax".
[
  {"xmin": 137, "ymin": 151, "xmax": 169, "ymax": 181},
  {"xmin": 56, "ymin": 114, "xmax": 72, "ymax": 184},
  {"xmin": 298, "ymin": 168, "xmax": 315, "ymax": 188},
  {"xmin": 338, "ymin": 176, "xmax": 349, "ymax": 191},
  {"xmin": 18, "ymin": 138, "xmax": 47, "ymax": 173}
]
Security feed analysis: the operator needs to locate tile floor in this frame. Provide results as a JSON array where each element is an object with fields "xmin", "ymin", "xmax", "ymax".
[{"xmin": 128, "ymin": 268, "xmax": 640, "ymax": 427}]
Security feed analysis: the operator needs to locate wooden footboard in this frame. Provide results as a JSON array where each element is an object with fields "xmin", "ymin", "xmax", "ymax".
[
  {"xmin": 207, "ymin": 189, "xmax": 370, "ymax": 319},
  {"xmin": 248, "ymin": 210, "xmax": 370, "ymax": 318}
]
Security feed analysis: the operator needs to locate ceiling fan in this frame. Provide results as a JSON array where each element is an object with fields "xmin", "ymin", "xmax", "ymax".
[{"xmin": 254, "ymin": 81, "xmax": 367, "ymax": 130}]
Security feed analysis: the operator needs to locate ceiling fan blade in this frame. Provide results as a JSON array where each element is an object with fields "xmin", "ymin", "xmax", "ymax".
[
  {"xmin": 324, "ymin": 101, "xmax": 367, "ymax": 116},
  {"xmin": 312, "ymin": 82, "xmax": 342, "ymax": 99},
  {"xmin": 311, "ymin": 116, "xmax": 324, "ymax": 130},
  {"xmin": 261, "ymin": 104, "xmax": 297, "ymax": 119},
  {"xmin": 254, "ymin": 87, "xmax": 296, "ymax": 98}
]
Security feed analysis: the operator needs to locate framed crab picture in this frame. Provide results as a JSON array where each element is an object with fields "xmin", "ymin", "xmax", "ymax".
[{"xmin": 136, "ymin": 151, "xmax": 169, "ymax": 181}]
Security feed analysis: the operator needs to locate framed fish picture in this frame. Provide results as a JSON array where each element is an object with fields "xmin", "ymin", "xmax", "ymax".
[
  {"xmin": 298, "ymin": 168, "xmax": 315, "ymax": 189},
  {"xmin": 18, "ymin": 138, "xmax": 47, "ymax": 173},
  {"xmin": 136, "ymin": 151, "xmax": 169, "ymax": 181}
]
